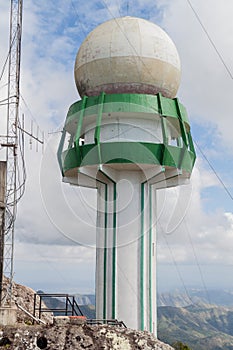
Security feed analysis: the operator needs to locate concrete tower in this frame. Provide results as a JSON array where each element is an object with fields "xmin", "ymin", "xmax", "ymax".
[{"xmin": 58, "ymin": 17, "xmax": 196, "ymax": 335}]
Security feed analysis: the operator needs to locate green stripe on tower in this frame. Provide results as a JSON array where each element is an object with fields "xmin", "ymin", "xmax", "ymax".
[
  {"xmin": 140, "ymin": 183, "xmax": 145, "ymax": 330},
  {"xmin": 149, "ymin": 185, "xmax": 153, "ymax": 332},
  {"xmin": 103, "ymin": 183, "xmax": 108, "ymax": 319},
  {"xmin": 98, "ymin": 169, "xmax": 117, "ymax": 319},
  {"xmin": 112, "ymin": 183, "xmax": 117, "ymax": 319}
]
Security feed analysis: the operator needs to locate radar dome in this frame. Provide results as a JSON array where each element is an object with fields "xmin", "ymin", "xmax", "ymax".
[{"xmin": 74, "ymin": 16, "xmax": 181, "ymax": 98}]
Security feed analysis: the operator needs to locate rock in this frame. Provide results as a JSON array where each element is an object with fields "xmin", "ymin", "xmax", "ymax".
[{"xmin": 0, "ymin": 324, "xmax": 174, "ymax": 349}]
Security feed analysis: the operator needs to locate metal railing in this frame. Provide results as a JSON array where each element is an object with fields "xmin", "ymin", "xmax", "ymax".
[
  {"xmin": 87, "ymin": 319, "xmax": 127, "ymax": 327},
  {"xmin": 33, "ymin": 293, "xmax": 83, "ymax": 320},
  {"xmin": 33, "ymin": 293, "xmax": 127, "ymax": 328}
]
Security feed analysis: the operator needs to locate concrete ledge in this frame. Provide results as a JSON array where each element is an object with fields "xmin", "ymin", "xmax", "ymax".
[
  {"xmin": 53, "ymin": 316, "xmax": 70, "ymax": 326},
  {"xmin": 0, "ymin": 307, "xmax": 17, "ymax": 326},
  {"xmin": 53, "ymin": 316, "xmax": 87, "ymax": 326},
  {"xmin": 69, "ymin": 316, "xmax": 87, "ymax": 325}
]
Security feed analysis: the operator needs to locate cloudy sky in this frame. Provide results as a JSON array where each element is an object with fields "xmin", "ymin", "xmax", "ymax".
[{"xmin": 0, "ymin": 0, "xmax": 233, "ymax": 299}]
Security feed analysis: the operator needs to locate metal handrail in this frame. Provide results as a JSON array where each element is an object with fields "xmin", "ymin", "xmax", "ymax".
[
  {"xmin": 33, "ymin": 293, "xmax": 127, "ymax": 329},
  {"xmin": 87, "ymin": 319, "xmax": 127, "ymax": 328},
  {"xmin": 33, "ymin": 293, "xmax": 83, "ymax": 321}
]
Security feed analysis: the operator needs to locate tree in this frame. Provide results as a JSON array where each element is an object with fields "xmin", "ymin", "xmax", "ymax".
[{"xmin": 172, "ymin": 341, "xmax": 192, "ymax": 350}]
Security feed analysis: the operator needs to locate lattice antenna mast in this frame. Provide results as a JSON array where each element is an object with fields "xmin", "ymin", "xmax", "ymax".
[{"xmin": 2, "ymin": 0, "xmax": 23, "ymax": 305}]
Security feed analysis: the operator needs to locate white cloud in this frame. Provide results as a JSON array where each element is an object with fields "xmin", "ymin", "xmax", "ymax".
[{"xmin": 14, "ymin": 242, "xmax": 95, "ymax": 293}]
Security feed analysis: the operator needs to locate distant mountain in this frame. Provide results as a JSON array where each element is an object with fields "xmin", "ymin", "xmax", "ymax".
[
  {"xmin": 158, "ymin": 289, "xmax": 233, "ymax": 308},
  {"xmin": 74, "ymin": 294, "xmax": 95, "ymax": 306},
  {"xmin": 158, "ymin": 303, "xmax": 233, "ymax": 350},
  {"xmin": 80, "ymin": 304, "xmax": 95, "ymax": 319},
  {"xmin": 189, "ymin": 289, "xmax": 233, "ymax": 307}
]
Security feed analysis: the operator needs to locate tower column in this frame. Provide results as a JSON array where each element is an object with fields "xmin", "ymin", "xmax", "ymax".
[{"xmin": 96, "ymin": 169, "xmax": 157, "ymax": 333}]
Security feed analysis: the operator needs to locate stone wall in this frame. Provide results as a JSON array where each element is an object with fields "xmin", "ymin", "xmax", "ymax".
[{"xmin": 0, "ymin": 320, "xmax": 174, "ymax": 350}]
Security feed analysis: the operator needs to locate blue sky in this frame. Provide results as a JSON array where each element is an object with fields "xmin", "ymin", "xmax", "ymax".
[{"xmin": 1, "ymin": 0, "xmax": 233, "ymax": 297}]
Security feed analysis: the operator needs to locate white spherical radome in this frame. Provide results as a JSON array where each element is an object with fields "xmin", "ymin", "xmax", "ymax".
[{"xmin": 74, "ymin": 16, "xmax": 181, "ymax": 98}]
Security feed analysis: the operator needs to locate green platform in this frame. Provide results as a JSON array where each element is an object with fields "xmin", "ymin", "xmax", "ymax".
[{"xmin": 58, "ymin": 92, "xmax": 196, "ymax": 176}]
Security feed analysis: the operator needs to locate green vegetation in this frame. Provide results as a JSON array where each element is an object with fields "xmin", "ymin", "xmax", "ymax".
[
  {"xmin": 24, "ymin": 319, "xmax": 33, "ymax": 326},
  {"xmin": 172, "ymin": 341, "xmax": 192, "ymax": 350}
]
